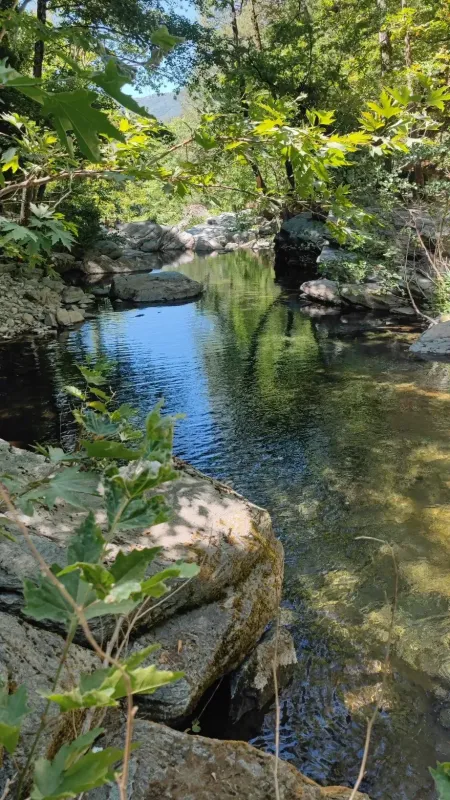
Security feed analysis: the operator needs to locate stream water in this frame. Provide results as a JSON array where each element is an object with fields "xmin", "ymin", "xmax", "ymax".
[{"xmin": 2, "ymin": 251, "xmax": 450, "ymax": 799}]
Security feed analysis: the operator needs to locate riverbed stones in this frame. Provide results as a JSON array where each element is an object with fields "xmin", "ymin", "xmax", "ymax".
[
  {"xmin": 110, "ymin": 271, "xmax": 203, "ymax": 304},
  {"xmin": 115, "ymin": 213, "xmax": 273, "ymax": 256},
  {"xmin": 90, "ymin": 717, "xmax": 369, "ymax": 800},
  {"xmin": 0, "ymin": 271, "xmax": 91, "ymax": 340},
  {"xmin": 410, "ymin": 320, "xmax": 450, "ymax": 357}
]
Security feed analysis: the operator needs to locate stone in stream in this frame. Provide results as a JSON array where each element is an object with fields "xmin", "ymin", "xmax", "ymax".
[
  {"xmin": 110, "ymin": 271, "xmax": 203, "ymax": 304},
  {"xmin": 0, "ymin": 442, "xmax": 283, "ymax": 724},
  {"xmin": 229, "ymin": 624, "xmax": 297, "ymax": 723},
  {"xmin": 410, "ymin": 320, "xmax": 450, "ymax": 357},
  {"xmin": 300, "ymin": 278, "xmax": 342, "ymax": 305},
  {"xmin": 90, "ymin": 716, "xmax": 369, "ymax": 800},
  {"xmin": 55, "ymin": 307, "xmax": 85, "ymax": 326},
  {"xmin": 339, "ymin": 283, "xmax": 403, "ymax": 310}
]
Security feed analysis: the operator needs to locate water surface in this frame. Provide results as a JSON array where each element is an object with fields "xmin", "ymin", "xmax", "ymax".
[{"xmin": 1, "ymin": 252, "xmax": 450, "ymax": 799}]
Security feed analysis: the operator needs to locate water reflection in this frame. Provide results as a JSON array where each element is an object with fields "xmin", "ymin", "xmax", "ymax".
[{"xmin": 1, "ymin": 251, "xmax": 450, "ymax": 798}]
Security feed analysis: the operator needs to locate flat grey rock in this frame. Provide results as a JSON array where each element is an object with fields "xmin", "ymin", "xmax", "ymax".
[
  {"xmin": 410, "ymin": 320, "xmax": 450, "ymax": 357},
  {"xmin": 110, "ymin": 271, "xmax": 203, "ymax": 304}
]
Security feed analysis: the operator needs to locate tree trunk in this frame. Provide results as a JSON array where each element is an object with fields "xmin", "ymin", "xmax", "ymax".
[
  {"xmin": 377, "ymin": 0, "xmax": 393, "ymax": 75},
  {"xmin": 402, "ymin": 0, "xmax": 412, "ymax": 89},
  {"xmin": 249, "ymin": 0, "xmax": 263, "ymax": 51},
  {"xmin": 230, "ymin": 0, "xmax": 268, "ymax": 194},
  {"xmin": 19, "ymin": 185, "xmax": 33, "ymax": 225},
  {"xmin": 33, "ymin": 0, "xmax": 47, "ymax": 78}
]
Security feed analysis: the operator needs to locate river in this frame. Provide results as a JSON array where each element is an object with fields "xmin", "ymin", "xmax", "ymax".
[{"xmin": 1, "ymin": 251, "xmax": 450, "ymax": 799}]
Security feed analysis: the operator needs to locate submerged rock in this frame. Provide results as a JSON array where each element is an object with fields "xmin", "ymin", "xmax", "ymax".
[
  {"xmin": 91, "ymin": 717, "xmax": 369, "ymax": 800},
  {"xmin": 410, "ymin": 320, "xmax": 450, "ymax": 357},
  {"xmin": 229, "ymin": 624, "xmax": 297, "ymax": 723},
  {"xmin": 110, "ymin": 271, "xmax": 203, "ymax": 304}
]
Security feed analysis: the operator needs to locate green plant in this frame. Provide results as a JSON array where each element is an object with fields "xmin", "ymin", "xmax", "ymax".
[
  {"xmin": 0, "ymin": 361, "xmax": 199, "ymax": 800},
  {"xmin": 0, "ymin": 203, "xmax": 76, "ymax": 266}
]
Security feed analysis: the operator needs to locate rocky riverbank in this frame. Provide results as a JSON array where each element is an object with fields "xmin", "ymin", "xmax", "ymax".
[
  {"xmin": 0, "ymin": 439, "xmax": 368, "ymax": 799},
  {"xmin": 0, "ymin": 270, "xmax": 95, "ymax": 340}
]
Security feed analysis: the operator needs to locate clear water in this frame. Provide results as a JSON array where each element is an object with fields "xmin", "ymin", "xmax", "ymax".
[{"xmin": 1, "ymin": 251, "xmax": 450, "ymax": 799}]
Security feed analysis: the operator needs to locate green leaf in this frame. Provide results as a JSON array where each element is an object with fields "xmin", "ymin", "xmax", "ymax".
[
  {"xmin": 109, "ymin": 547, "xmax": 162, "ymax": 583},
  {"xmin": 46, "ymin": 657, "xmax": 181, "ymax": 713},
  {"xmin": 150, "ymin": 25, "xmax": 184, "ymax": 54},
  {"xmin": 0, "ymin": 682, "xmax": 30, "ymax": 754},
  {"xmin": 104, "ymin": 474, "xmax": 169, "ymax": 531},
  {"xmin": 67, "ymin": 512, "xmax": 105, "ymax": 566},
  {"xmin": 426, "ymin": 86, "xmax": 450, "ymax": 111},
  {"xmin": 19, "ymin": 467, "xmax": 99, "ymax": 511},
  {"xmin": 92, "ymin": 58, "xmax": 153, "ymax": 119},
  {"xmin": 77, "ymin": 364, "xmax": 108, "ymax": 386},
  {"xmin": 113, "ymin": 495, "xmax": 169, "ymax": 530},
  {"xmin": 253, "ymin": 118, "xmax": 283, "ymax": 134},
  {"xmin": 83, "ymin": 597, "xmax": 139, "ymax": 620},
  {"xmin": 79, "ymin": 411, "xmax": 120, "ymax": 437},
  {"xmin": 315, "ymin": 109, "xmax": 336, "ymax": 125},
  {"xmin": 89, "ymin": 387, "xmax": 110, "ymax": 402},
  {"xmin": 0, "ymin": 58, "xmax": 45, "ymax": 104},
  {"xmin": 103, "ymin": 579, "xmax": 142, "ymax": 603},
  {"xmin": 23, "ymin": 569, "xmax": 75, "ymax": 624},
  {"xmin": 0, "ymin": 525, "xmax": 16, "ymax": 542},
  {"xmin": 31, "ymin": 728, "xmax": 123, "ymax": 800},
  {"xmin": 194, "ymin": 131, "xmax": 218, "ymax": 150},
  {"xmin": 430, "ymin": 763, "xmax": 450, "ymax": 800},
  {"xmin": 123, "ymin": 644, "xmax": 160, "ymax": 670},
  {"xmin": 42, "ymin": 89, "xmax": 125, "ymax": 162},
  {"xmin": 64, "ymin": 385, "xmax": 86, "ymax": 401},
  {"xmin": 57, "ymin": 562, "xmax": 114, "ymax": 598},
  {"xmin": 81, "ymin": 440, "xmax": 140, "ymax": 461}
]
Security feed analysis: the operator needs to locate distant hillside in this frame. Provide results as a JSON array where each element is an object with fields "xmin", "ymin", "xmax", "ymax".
[{"xmin": 138, "ymin": 90, "xmax": 187, "ymax": 121}]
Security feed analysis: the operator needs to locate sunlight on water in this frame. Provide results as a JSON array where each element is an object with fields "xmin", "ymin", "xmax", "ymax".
[{"xmin": 1, "ymin": 251, "xmax": 450, "ymax": 799}]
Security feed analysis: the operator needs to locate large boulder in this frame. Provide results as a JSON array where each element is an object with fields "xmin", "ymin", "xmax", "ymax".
[
  {"xmin": 91, "ymin": 717, "xmax": 369, "ymax": 800},
  {"xmin": 279, "ymin": 213, "xmax": 329, "ymax": 250},
  {"xmin": 131, "ymin": 552, "xmax": 282, "ymax": 722},
  {"xmin": 317, "ymin": 245, "xmax": 358, "ymax": 270},
  {"xmin": 410, "ymin": 321, "xmax": 450, "ymax": 358},
  {"xmin": 0, "ymin": 612, "xmax": 96, "ymax": 785},
  {"xmin": 339, "ymin": 283, "xmax": 402, "ymax": 310},
  {"xmin": 193, "ymin": 235, "xmax": 223, "ymax": 252},
  {"xmin": 0, "ymin": 443, "xmax": 283, "ymax": 721},
  {"xmin": 92, "ymin": 238, "xmax": 124, "ymax": 260},
  {"xmin": 55, "ymin": 307, "xmax": 85, "ymax": 326},
  {"xmin": 110, "ymin": 271, "xmax": 203, "ymax": 304},
  {"xmin": 300, "ymin": 279, "xmax": 342, "ymax": 306}
]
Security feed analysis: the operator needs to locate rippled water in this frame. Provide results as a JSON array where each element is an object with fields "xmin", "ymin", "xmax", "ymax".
[{"xmin": 2, "ymin": 251, "xmax": 450, "ymax": 798}]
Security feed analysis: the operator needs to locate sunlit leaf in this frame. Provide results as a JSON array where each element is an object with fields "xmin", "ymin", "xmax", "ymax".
[{"xmin": 0, "ymin": 682, "xmax": 30, "ymax": 754}]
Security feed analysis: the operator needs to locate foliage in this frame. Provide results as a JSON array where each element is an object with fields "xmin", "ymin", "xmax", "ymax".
[
  {"xmin": 0, "ymin": 203, "xmax": 76, "ymax": 266},
  {"xmin": 430, "ymin": 762, "xmax": 450, "ymax": 800},
  {"xmin": 0, "ymin": 361, "xmax": 199, "ymax": 800}
]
